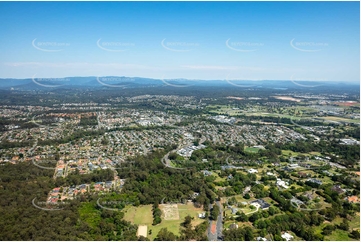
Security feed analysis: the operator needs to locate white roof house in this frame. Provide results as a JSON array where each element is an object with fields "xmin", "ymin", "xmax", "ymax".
[
  {"xmin": 281, "ymin": 232, "xmax": 294, "ymax": 241},
  {"xmin": 276, "ymin": 178, "xmax": 289, "ymax": 189},
  {"xmin": 248, "ymin": 168, "xmax": 258, "ymax": 174},
  {"xmin": 256, "ymin": 237, "xmax": 267, "ymax": 241}
]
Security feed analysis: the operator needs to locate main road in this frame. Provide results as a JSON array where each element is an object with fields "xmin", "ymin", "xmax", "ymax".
[
  {"xmin": 207, "ymin": 201, "xmax": 224, "ymax": 241},
  {"xmin": 216, "ymin": 201, "xmax": 224, "ymax": 240}
]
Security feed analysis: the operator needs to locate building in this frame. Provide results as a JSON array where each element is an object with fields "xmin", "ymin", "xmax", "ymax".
[
  {"xmin": 198, "ymin": 212, "xmax": 206, "ymax": 219},
  {"xmin": 256, "ymin": 237, "xmax": 267, "ymax": 241},
  {"xmin": 345, "ymin": 196, "xmax": 360, "ymax": 204},
  {"xmin": 331, "ymin": 185, "xmax": 345, "ymax": 194},
  {"xmin": 202, "ymin": 170, "xmax": 212, "ymax": 176},
  {"xmin": 281, "ymin": 232, "xmax": 294, "ymax": 241},
  {"xmin": 248, "ymin": 168, "xmax": 258, "ymax": 174},
  {"xmin": 229, "ymin": 223, "xmax": 239, "ymax": 229},
  {"xmin": 221, "ymin": 165, "xmax": 242, "ymax": 170},
  {"xmin": 231, "ymin": 207, "xmax": 238, "ymax": 214},
  {"xmin": 276, "ymin": 178, "xmax": 289, "ymax": 189},
  {"xmin": 291, "ymin": 197, "xmax": 304, "ymax": 206},
  {"xmin": 307, "ymin": 178, "xmax": 322, "ymax": 185},
  {"xmin": 250, "ymin": 199, "xmax": 270, "ymax": 210},
  {"xmin": 288, "ymin": 163, "xmax": 299, "ymax": 169}
]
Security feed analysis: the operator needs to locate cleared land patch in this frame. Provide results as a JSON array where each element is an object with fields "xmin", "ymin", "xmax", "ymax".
[
  {"xmin": 161, "ymin": 204, "xmax": 180, "ymax": 220},
  {"xmin": 124, "ymin": 202, "xmax": 205, "ymax": 240},
  {"xmin": 123, "ymin": 205, "xmax": 153, "ymax": 225},
  {"xmin": 137, "ymin": 225, "xmax": 148, "ymax": 238}
]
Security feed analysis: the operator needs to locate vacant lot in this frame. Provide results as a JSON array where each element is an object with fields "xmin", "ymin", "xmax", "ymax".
[
  {"xmin": 137, "ymin": 225, "xmax": 148, "ymax": 238},
  {"xmin": 123, "ymin": 205, "xmax": 153, "ymax": 225},
  {"xmin": 161, "ymin": 204, "xmax": 180, "ymax": 220},
  {"xmin": 124, "ymin": 203, "xmax": 205, "ymax": 240}
]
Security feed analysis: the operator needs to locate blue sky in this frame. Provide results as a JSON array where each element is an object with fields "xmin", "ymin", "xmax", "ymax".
[{"xmin": 0, "ymin": 1, "xmax": 359, "ymax": 82}]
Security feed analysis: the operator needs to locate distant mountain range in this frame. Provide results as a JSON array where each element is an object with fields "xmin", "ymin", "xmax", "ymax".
[{"xmin": 0, "ymin": 76, "xmax": 359, "ymax": 91}]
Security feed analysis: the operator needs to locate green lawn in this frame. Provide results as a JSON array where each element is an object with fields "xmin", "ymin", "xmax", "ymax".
[
  {"xmin": 314, "ymin": 215, "xmax": 360, "ymax": 241},
  {"xmin": 326, "ymin": 229, "xmax": 353, "ymax": 241},
  {"xmin": 123, "ymin": 204, "xmax": 153, "ymax": 225},
  {"xmin": 282, "ymin": 151, "xmax": 306, "ymax": 157},
  {"xmin": 350, "ymin": 214, "xmax": 360, "ymax": 230},
  {"xmin": 213, "ymin": 171, "xmax": 226, "ymax": 182}
]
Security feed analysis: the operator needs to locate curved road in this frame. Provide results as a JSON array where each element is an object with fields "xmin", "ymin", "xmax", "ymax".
[{"xmin": 161, "ymin": 135, "xmax": 206, "ymax": 169}]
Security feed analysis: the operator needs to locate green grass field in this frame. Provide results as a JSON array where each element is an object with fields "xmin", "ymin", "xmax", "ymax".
[
  {"xmin": 123, "ymin": 205, "xmax": 153, "ymax": 225},
  {"xmin": 123, "ymin": 203, "xmax": 205, "ymax": 240},
  {"xmin": 321, "ymin": 116, "xmax": 360, "ymax": 124},
  {"xmin": 313, "ymin": 215, "xmax": 360, "ymax": 241},
  {"xmin": 325, "ymin": 229, "xmax": 354, "ymax": 241},
  {"xmin": 281, "ymin": 150, "xmax": 313, "ymax": 157},
  {"xmin": 245, "ymin": 147, "xmax": 261, "ymax": 153}
]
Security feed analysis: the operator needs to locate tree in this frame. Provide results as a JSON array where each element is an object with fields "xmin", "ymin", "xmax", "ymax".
[
  {"xmin": 338, "ymin": 218, "xmax": 350, "ymax": 231},
  {"xmin": 244, "ymin": 227, "xmax": 254, "ymax": 241},
  {"xmin": 152, "ymin": 203, "xmax": 162, "ymax": 225},
  {"xmin": 182, "ymin": 215, "xmax": 193, "ymax": 229},
  {"xmin": 236, "ymin": 212, "xmax": 248, "ymax": 222},
  {"xmin": 268, "ymin": 206, "xmax": 276, "ymax": 215},
  {"xmin": 249, "ymin": 212, "xmax": 260, "ymax": 223},
  {"xmin": 350, "ymin": 230, "xmax": 360, "ymax": 239},
  {"xmin": 154, "ymin": 228, "xmax": 177, "ymax": 241},
  {"xmin": 211, "ymin": 204, "xmax": 220, "ymax": 220},
  {"xmin": 322, "ymin": 225, "xmax": 334, "ymax": 235}
]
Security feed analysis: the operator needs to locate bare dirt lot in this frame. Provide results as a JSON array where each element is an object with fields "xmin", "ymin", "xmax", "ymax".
[
  {"xmin": 137, "ymin": 225, "xmax": 148, "ymax": 238},
  {"xmin": 160, "ymin": 204, "xmax": 180, "ymax": 220}
]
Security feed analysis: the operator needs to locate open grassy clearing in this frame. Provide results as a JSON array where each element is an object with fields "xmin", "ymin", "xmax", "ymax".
[
  {"xmin": 325, "ymin": 229, "xmax": 354, "ymax": 241},
  {"xmin": 321, "ymin": 116, "xmax": 360, "ymax": 124},
  {"xmin": 123, "ymin": 204, "xmax": 153, "ymax": 225},
  {"xmin": 281, "ymin": 150, "xmax": 320, "ymax": 157},
  {"xmin": 243, "ymin": 112, "xmax": 298, "ymax": 119},
  {"xmin": 213, "ymin": 171, "xmax": 226, "ymax": 182},
  {"xmin": 123, "ymin": 203, "xmax": 205, "ymax": 240},
  {"xmin": 245, "ymin": 146, "xmax": 261, "ymax": 153}
]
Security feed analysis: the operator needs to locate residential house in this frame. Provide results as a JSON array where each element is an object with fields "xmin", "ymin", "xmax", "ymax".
[
  {"xmin": 345, "ymin": 196, "xmax": 360, "ymax": 204},
  {"xmin": 229, "ymin": 223, "xmax": 239, "ymax": 229},
  {"xmin": 250, "ymin": 199, "xmax": 270, "ymax": 210},
  {"xmin": 202, "ymin": 170, "xmax": 212, "ymax": 176},
  {"xmin": 307, "ymin": 178, "xmax": 322, "ymax": 185},
  {"xmin": 331, "ymin": 185, "xmax": 345, "ymax": 194},
  {"xmin": 276, "ymin": 178, "xmax": 289, "ymax": 189},
  {"xmin": 281, "ymin": 232, "xmax": 294, "ymax": 241},
  {"xmin": 248, "ymin": 168, "xmax": 258, "ymax": 174},
  {"xmin": 256, "ymin": 237, "xmax": 267, "ymax": 241},
  {"xmin": 198, "ymin": 212, "xmax": 206, "ymax": 219}
]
